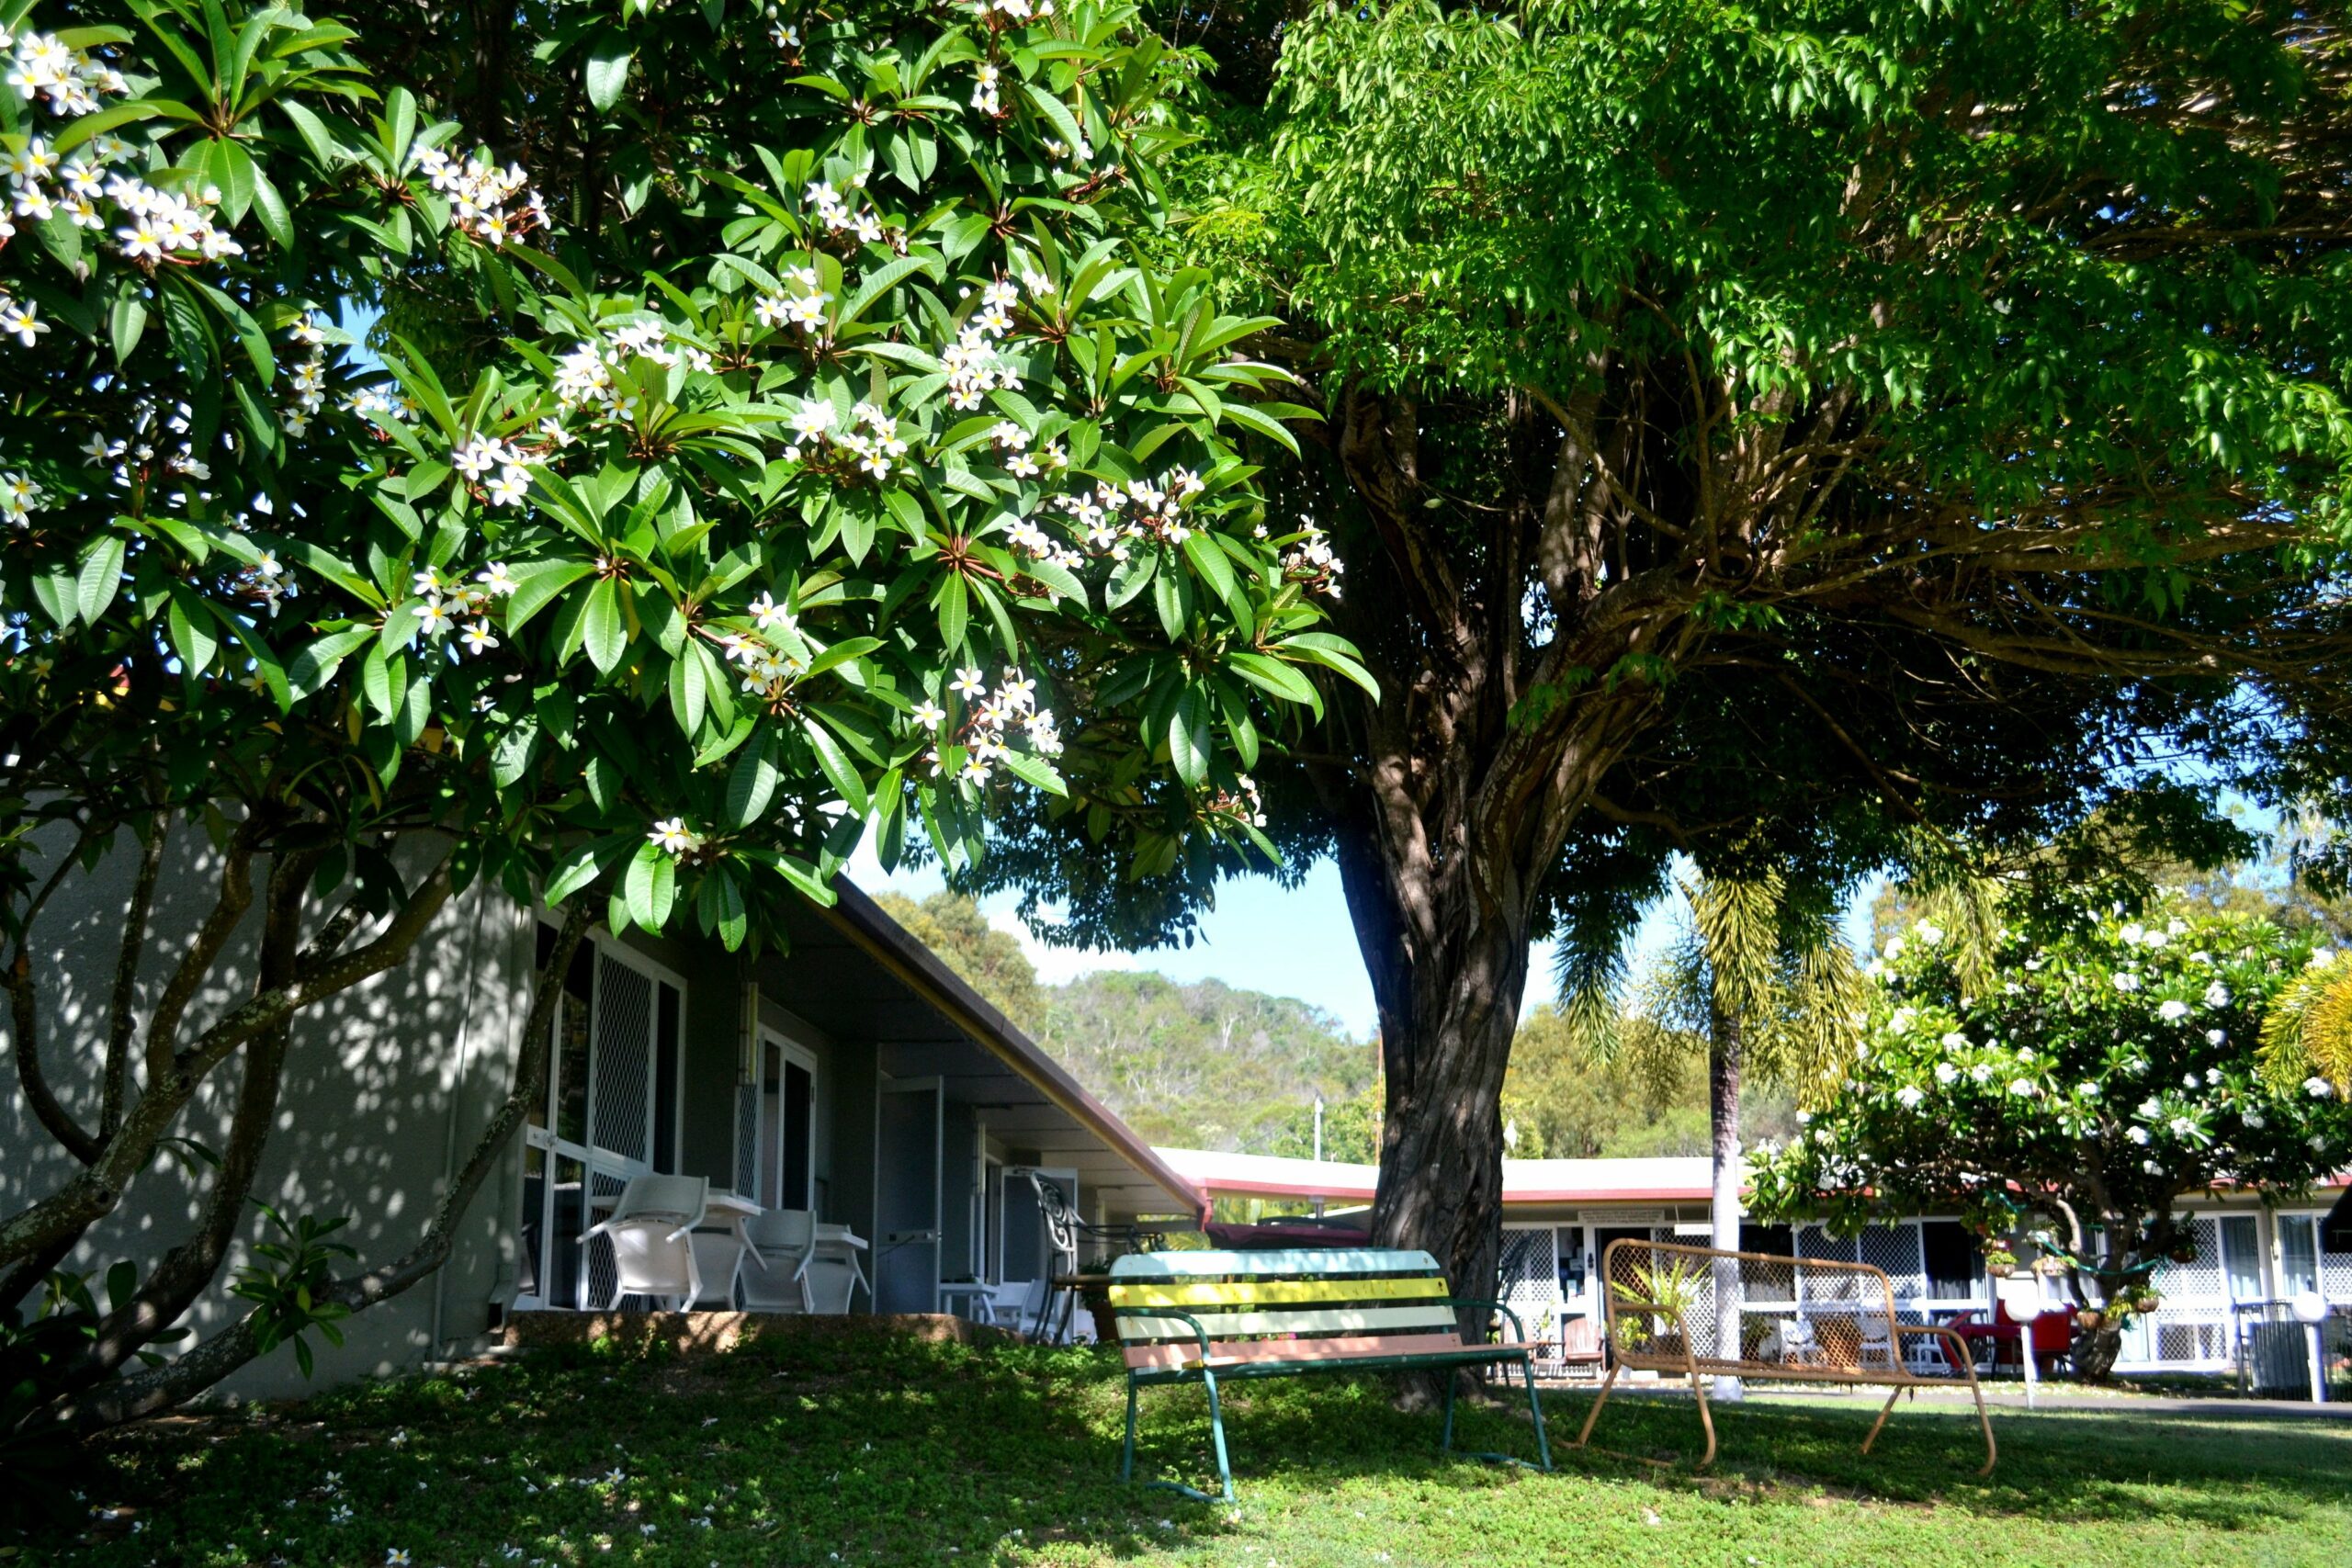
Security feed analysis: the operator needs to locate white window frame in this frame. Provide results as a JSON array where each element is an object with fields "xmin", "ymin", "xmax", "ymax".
[
  {"xmin": 514, "ymin": 928, "xmax": 689, "ymax": 1310},
  {"xmin": 746, "ymin": 1026, "xmax": 820, "ymax": 1213}
]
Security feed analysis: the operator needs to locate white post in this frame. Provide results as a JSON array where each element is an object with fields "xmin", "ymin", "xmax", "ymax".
[
  {"xmin": 2293, "ymin": 1292, "xmax": 2329, "ymax": 1404},
  {"xmin": 1313, "ymin": 1097, "xmax": 1324, "ymax": 1163},
  {"xmin": 1997, "ymin": 1272, "xmax": 2048, "ymax": 1411}
]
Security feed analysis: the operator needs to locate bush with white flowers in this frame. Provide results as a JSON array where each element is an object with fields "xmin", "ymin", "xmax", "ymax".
[
  {"xmin": 1748, "ymin": 901, "xmax": 2352, "ymax": 1380},
  {"xmin": 0, "ymin": 0, "xmax": 1349, "ymax": 1440}
]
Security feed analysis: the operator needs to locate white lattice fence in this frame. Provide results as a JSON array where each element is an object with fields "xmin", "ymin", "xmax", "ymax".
[
  {"xmin": 1498, "ymin": 1229, "xmax": 1561, "ymax": 1337},
  {"xmin": 735, "ymin": 1079, "xmax": 758, "ymax": 1197},
  {"xmin": 1858, "ymin": 1224, "xmax": 1927, "ymax": 1301},
  {"xmin": 2145, "ymin": 1216, "xmax": 2231, "ymax": 1364}
]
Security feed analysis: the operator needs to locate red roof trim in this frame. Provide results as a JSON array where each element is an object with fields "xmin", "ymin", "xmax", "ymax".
[{"xmin": 1504, "ymin": 1187, "xmax": 1713, "ymax": 1203}]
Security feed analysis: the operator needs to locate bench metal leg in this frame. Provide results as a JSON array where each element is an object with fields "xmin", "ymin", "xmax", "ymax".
[
  {"xmin": 1571, "ymin": 1361, "xmax": 1620, "ymax": 1451},
  {"xmin": 1202, "ymin": 1367, "xmax": 1236, "ymax": 1503},
  {"xmin": 1860, "ymin": 1383, "xmax": 1904, "ymax": 1456},
  {"xmin": 1523, "ymin": 1351, "xmax": 1555, "ymax": 1471},
  {"xmin": 1122, "ymin": 1377, "xmax": 1140, "ymax": 1484},
  {"xmin": 1442, "ymin": 1357, "xmax": 1554, "ymax": 1472},
  {"xmin": 1124, "ymin": 1372, "xmax": 1235, "ymax": 1505}
]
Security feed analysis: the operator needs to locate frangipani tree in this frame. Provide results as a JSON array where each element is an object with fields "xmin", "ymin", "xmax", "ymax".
[
  {"xmin": 0, "ymin": 0, "xmax": 1341, "ymax": 1439},
  {"xmin": 1750, "ymin": 904, "xmax": 2352, "ymax": 1380}
]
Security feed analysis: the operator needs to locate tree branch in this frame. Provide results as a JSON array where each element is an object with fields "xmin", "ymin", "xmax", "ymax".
[
  {"xmin": 101, "ymin": 809, "xmax": 169, "ymax": 1141},
  {"xmin": 5, "ymin": 818, "xmax": 103, "ymax": 1166}
]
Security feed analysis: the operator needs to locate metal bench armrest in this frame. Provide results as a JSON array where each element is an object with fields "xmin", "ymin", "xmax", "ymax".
[
  {"xmin": 1434, "ymin": 1296, "xmax": 1531, "ymax": 1348},
  {"xmin": 1117, "ymin": 1307, "xmax": 1214, "ymax": 1370},
  {"xmin": 1894, "ymin": 1322, "xmax": 1974, "ymax": 1367}
]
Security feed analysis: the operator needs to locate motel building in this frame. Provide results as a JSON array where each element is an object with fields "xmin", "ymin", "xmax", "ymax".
[{"xmin": 1151, "ymin": 1147, "xmax": 2352, "ymax": 1385}]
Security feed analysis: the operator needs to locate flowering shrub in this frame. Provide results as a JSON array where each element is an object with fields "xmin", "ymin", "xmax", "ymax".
[
  {"xmin": 1748, "ymin": 903, "xmax": 2352, "ymax": 1376},
  {"xmin": 0, "ymin": 0, "xmax": 1342, "ymax": 949},
  {"xmin": 0, "ymin": 0, "xmax": 1350, "ymax": 1436}
]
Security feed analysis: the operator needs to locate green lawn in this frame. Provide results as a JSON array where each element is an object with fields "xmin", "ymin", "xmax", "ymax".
[{"xmin": 27, "ymin": 1328, "xmax": 2352, "ymax": 1567}]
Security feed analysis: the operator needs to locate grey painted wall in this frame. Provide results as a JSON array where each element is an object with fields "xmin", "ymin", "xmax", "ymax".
[{"xmin": 0, "ymin": 826, "xmax": 533, "ymax": 1401}]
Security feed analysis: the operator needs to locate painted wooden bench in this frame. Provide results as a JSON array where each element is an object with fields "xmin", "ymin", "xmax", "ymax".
[
  {"xmin": 1576, "ymin": 1237, "xmax": 1996, "ymax": 1474},
  {"xmin": 1110, "ymin": 1247, "xmax": 1555, "ymax": 1502}
]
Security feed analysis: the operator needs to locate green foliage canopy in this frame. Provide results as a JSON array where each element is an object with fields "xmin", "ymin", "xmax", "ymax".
[{"xmin": 0, "ymin": 0, "xmax": 1341, "ymax": 959}]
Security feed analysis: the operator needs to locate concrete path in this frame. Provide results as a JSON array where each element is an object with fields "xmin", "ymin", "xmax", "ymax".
[{"xmin": 1739, "ymin": 1386, "xmax": 2352, "ymax": 1420}]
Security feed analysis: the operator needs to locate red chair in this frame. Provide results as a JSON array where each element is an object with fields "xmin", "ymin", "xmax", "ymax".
[{"xmin": 1946, "ymin": 1300, "xmax": 2072, "ymax": 1375}]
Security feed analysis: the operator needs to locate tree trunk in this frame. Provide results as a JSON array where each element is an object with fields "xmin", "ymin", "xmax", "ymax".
[
  {"xmin": 1308, "ymin": 385, "xmax": 1666, "ymax": 1364},
  {"xmin": 2073, "ymin": 1321, "xmax": 2125, "ymax": 1382},
  {"xmin": 1709, "ymin": 1008, "xmax": 1744, "ymax": 1400},
  {"xmin": 1359, "ymin": 879, "xmax": 1528, "ymax": 1350}
]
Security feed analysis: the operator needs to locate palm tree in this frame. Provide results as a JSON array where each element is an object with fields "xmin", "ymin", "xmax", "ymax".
[
  {"xmin": 1558, "ymin": 865, "xmax": 1863, "ymax": 1399},
  {"xmin": 2261, "ymin": 951, "xmax": 2352, "ymax": 1095}
]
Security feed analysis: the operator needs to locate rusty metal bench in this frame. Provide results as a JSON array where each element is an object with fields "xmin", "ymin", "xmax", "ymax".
[{"xmin": 1573, "ymin": 1237, "xmax": 1996, "ymax": 1474}]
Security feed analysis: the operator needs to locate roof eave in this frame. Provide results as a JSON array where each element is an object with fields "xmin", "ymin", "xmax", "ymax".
[{"xmin": 820, "ymin": 879, "xmax": 1209, "ymax": 1223}]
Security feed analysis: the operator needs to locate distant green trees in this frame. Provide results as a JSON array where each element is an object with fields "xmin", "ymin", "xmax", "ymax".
[
  {"xmin": 1501, "ymin": 1004, "xmax": 1799, "ymax": 1162},
  {"xmin": 1036, "ymin": 972, "xmax": 1376, "ymax": 1153},
  {"xmin": 877, "ymin": 891, "xmax": 1375, "ymax": 1153},
  {"xmin": 874, "ymin": 891, "xmax": 1046, "ymax": 1035}
]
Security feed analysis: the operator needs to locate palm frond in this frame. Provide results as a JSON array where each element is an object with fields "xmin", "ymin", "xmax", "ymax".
[{"xmin": 2261, "ymin": 957, "xmax": 2352, "ymax": 1094}]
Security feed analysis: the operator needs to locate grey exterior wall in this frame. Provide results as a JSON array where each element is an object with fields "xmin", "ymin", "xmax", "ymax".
[
  {"xmin": 0, "ymin": 826, "xmax": 535, "ymax": 1401},
  {"xmin": 6, "ymin": 828, "xmax": 1182, "ymax": 1401}
]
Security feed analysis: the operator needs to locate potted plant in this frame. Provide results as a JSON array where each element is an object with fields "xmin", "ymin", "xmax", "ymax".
[
  {"xmin": 1611, "ymin": 1255, "xmax": 1707, "ymax": 1359},
  {"xmin": 2034, "ymin": 1254, "xmax": 2070, "ymax": 1278},
  {"xmin": 1984, "ymin": 1247, "xmax": 2019, "ymax": 1278},
  {"xmin": 2132, "ymin": 1289, "xmax": 2162, "ymax": 1314},
  {"xmin": 2076, "ymin": 1307, "xmax": 2105, "ymax": 1330},
  {"xmin": 2166, "ymin": 1241, "xmax": 2198, "ymax": 1265}
]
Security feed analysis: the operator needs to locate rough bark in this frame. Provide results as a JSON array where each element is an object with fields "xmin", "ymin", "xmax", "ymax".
[
  {"xmin": 2073, "ymin": 1321, "xmax": 2126, "ymax": 1382},
  {"xmin": 1708, "ymin": 1010, "xmax": 1745, "ymax": 1400},
  {"xmin": 1314, "ymin": 383, "xmax": 1684, "ymax": 1315}
]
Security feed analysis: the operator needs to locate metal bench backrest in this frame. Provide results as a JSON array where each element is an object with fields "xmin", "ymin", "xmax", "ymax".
[
  {"xmin": 1600, "ymin": 1236, "xmax": 1904, "ymax": 1376},
  {"xmin": 1108, "ymin": 1247, "xmax": 1462, "ymax": 1372}
]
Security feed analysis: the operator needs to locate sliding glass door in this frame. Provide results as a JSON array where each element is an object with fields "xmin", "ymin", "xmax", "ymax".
[{"xmin": 515, "ymin": 929, "xmax": 684, "ymax": 1309}]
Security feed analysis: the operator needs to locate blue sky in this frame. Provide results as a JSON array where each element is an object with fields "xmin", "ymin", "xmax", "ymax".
[{"xmin": 849, "ymin": 840, "xmax": 1885, "ymax": 1039}]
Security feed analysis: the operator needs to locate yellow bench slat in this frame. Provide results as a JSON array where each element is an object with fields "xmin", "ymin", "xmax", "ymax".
[{"xmin": 1108, "ymin": 1276, "xmax": 1448, "ymax": 1310}]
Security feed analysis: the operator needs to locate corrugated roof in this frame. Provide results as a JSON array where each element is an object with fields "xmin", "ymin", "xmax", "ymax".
[{"xmin": 1158, "ymin": 1146, "xmax": 2352, "ymax": 1209}]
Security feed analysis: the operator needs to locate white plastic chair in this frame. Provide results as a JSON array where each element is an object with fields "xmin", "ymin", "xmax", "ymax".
[
  {"xmin": 1015, "ymin": 1277, "xmax": 1052, "ymax": 1339},
  {"xmin": 688, "ymin": 1227, "xmax": 748, "ymax": 1310},
  {"xmin": 741, "ymin": 1208, "xmax": 818, "ymax": 1314},
  {"xmin": 1859, "ymin": 1314, "xmax": 1899, "ymax": 1371},
  {"xmin": 582, "ymin": 1174, "xmax": 707, "ymax": 1310},
  {"xmin": 988, "ymin": 1281, "xmax": 1029, "ymax": 1328}
]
